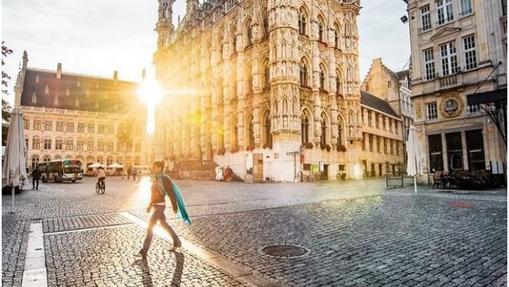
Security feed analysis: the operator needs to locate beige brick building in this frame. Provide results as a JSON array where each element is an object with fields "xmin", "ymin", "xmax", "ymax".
[
  {"xmin": 407, "ymin": 0, "xmax": 506, "ymax": 178},
  {"xmin": 14, "ymin": 52, "xmax": 151, "ymax": 171},
  {"xmin": 362, "ymin": 58, "xmax": 414, "ymax": 166}
]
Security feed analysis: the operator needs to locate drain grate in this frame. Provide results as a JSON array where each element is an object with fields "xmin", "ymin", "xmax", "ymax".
[{"xmin": 262, "ymin": 245, "xmax": 308, "ymax": 257}]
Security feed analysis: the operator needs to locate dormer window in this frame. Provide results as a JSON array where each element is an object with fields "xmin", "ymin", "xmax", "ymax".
[
  {"xmin": 77, "ymin": 79, "xmax": 81, "ymax": 87},
  {"xmin": 65, "ymin": 87, "xmax": 70, "ymax": 96},
  {"xmin": 44, "ymin": 85, "xmax": 49, "ymax": 95},
  {"xmin": 32, "ymin": 92, "xmax": 37, "ymax": 104},
  {"xmin": 75, "ymin": 98, "xmax": 80, "ymax": 107},
  {"xmin": 35, "ymin": 74, "xmax": 39, "ymax": 83},
  {"xmin": 54, "ymin": 95, "xmax": 59, "ymax": 106}
]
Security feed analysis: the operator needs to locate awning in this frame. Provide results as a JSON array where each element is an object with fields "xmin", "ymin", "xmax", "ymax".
[{"xmin": 467, "ymin": 89, "xmax": 507, "ymax": 105}]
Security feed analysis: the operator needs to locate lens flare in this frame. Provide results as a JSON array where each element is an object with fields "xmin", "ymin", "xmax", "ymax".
[{"xmin": 137, "ymin": 79, "xmax": 164, "ymax": 135}]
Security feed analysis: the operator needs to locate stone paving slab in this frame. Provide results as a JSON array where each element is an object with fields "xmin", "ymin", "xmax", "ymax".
[
  {"xmin": 2, "ymin": 215, "xmax": 30, "ymax": 287},
  {"xmin": 142, "ymin": 195, "xmax": 507, "ymax": 286},
  {"xmin": 43, "ymin": 213, "xmax": 132, "ymax": 233},
  {"xmin": 44, "ymin": 225, "xmax": 246, "ymax": 287}
]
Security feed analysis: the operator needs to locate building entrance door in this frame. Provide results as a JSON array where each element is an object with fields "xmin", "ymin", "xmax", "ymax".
[{"xmin": 253, "ymin": 154, "xmax": 263, "ymax": 182}]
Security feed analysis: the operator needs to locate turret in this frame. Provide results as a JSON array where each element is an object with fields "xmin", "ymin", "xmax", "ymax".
[
  {"xmin": 186, "ymin": 0, "xmax": 198, "ymax": 15},
  {"xmin": 155, "ymin": 0, "xmax": 175, "ymax": 48}
]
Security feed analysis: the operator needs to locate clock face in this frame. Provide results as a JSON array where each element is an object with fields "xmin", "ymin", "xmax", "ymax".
[
  {"xmin": 440, "ymin": 96, "xmax": 463, "ymax": 118},
  {"xmin": 444, "ymin": 99, "xmax": 459, "ymax": 113}
]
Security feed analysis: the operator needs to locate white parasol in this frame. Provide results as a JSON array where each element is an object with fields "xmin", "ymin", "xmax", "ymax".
[
  {"xmin": 2, "ymin": 108, "xmax": 27, "ymax": 212},
  {"xmin": 406, "ymin": 125, "xmax": 424, "ymax": 193},
  {"xmin": 107, "ymin": 163, "xmax": 123, "ymax": 168},
  {"xmin": 88, "ymin": 162, "xmax": 105, "ymax": 168}
]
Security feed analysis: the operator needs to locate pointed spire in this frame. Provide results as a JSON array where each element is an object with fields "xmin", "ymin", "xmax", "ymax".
[{"xmin": 22, "ymin": 51, "xmax": 28, "ymax": 68}]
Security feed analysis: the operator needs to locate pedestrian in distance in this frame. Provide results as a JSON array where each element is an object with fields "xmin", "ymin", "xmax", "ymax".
[
  {"xmin": 132, "ymin": 168, "xmax": 137, "ymax": 182},
  {"xmin": 96, "ymin": 166, "xmax": 106, "ymax": 191},
  {"xmin": 136, "ymin": 160, "xmax": 191, "ymax": 259},
  {"xmin": 32, "ymin": 166, "xmax": 41, "ymax": 190},
  {"xmin": 127, "ymin": 166, "xmax": 132, "ymax": 181}
]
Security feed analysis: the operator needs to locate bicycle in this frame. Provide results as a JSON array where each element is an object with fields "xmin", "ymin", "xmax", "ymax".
[{"xmin": 96, "ymin": 179, "xmax": 105, "ymax": 194}]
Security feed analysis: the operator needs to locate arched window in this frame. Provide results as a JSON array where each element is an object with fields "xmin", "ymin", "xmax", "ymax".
[
  {"xmin": 336, "ymin": 69, "xmax": 342, "ymax": 95},
  {"xmin": 318, "ymin": 17, "xmax": 325, "ymax": 42},
  {"xmin": 300, "ymin": 59, "xmax": 308, "ymax": 87},
  {"xmin": 232, "ymin": 32, "xmax": 237, "ymax": 53},
  {"xmin": 299, "ymin": 8, "xmax": 307, "ymax": 35},
  {"xmin": 301, "ymin": 113, "xmax": 310, "ymax": 144},
  {"xmin": 246, "ymin": 19, "xmax": 253, "ymax": 46},
  {"xmin": 320, "ymin": 113, "xmax": 327, "ymax": 146},
  {"xmin": 263, "ymin": 13, "xmax": 269, "ymax": 39},
  {"xmin": 334, "ymin": 24, "xmax": 340, "ymax": 48},
  {"xmin": 319, "ymin": 65, "xmax": 326, "ymax": 90},
  {"xmin": 337, "ymin": 118, "xmax": 344, "ymax": 146},
  {"xmin": 263, "ymin": 112, "xmax": 272, "ymax": 148},
  {"xmin": 245, "ymin": 63, "xmax": 252, "ymax": 94},
  {"xmin": 247, "ymin": 115, "xmax": 254, "ymax": 148},
  {"xmin": 231, "ymin": 117, "xmax": 238, "ymax": 150},
  {"xmin": 264, "ymin": 62, "xmax": 270, "ymax": 90}
]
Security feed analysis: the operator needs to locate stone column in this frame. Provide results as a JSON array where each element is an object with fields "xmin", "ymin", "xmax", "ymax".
[{"xmin": 441, "ymin": 133, "xmax": 448, "ymax": 172}]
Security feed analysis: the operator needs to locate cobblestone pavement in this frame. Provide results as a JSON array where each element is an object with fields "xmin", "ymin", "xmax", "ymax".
[
  {"xmin": 44, "ymin": 225, "xmax": 244, "ymax": 287},
  {"xmin": 2, "ymin": 177, "xmax": 507, "ymax": 286}
]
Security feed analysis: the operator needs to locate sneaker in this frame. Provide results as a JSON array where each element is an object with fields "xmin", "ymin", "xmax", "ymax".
[
  {"xmin": 134, "ymin": 250, "xmax": 147, "ymax": 258},
  {"xmin": 169, "ymin": 243, "xmax": 182, "ymax": 252}
]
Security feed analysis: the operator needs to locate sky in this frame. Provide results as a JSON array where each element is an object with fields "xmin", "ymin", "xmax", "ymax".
[{"xmin": 2, "ymin": 0, "xmax": 410, "ymax": 105}]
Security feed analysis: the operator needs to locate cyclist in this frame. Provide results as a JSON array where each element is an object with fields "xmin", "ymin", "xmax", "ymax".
[{"xmin": 96, "ymin": 166, "xmax": 106, "ymax": 191}]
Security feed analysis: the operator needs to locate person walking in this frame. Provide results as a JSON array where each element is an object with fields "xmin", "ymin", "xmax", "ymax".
[
  {"xmin": 132, "ymin": 168, "xmax": 138, "ymax": 182},
  {"xmin": 127, "ymin": 166, "xmax": 132, "ymax": 181},
  {"xmin": 32, "ymin": 166, "xmax": 41, "ymax": 190},
  {"xmin": 136, "ymin": 161, "xmax": 185, "ymax": 258}
]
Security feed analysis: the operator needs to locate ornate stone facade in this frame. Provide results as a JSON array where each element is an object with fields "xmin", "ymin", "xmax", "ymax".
[
  {"xmin": 153, "ymin": 0, "xmax": 402, "ymax": 181},
  {"xmin": 14, "ymin": 53, "xmax": 150, "ymax": 170}
]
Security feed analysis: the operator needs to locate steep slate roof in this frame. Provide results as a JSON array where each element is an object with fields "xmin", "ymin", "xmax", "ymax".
[
  {"xmin": 396, "ymin": 70, "xmax": 409, "ymax": 80},
  {"xmin": 20, "ymin": 68, "xmax": 138, "ymax": 113},
  {"xmin": 360, "ymin": 91, "xmax": 399, "ymax": 118}
]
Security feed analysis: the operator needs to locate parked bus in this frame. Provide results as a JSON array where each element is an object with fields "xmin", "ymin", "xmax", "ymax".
[{"xmin": 39, "ymin": 160, "xmax": 83, "ymax": 183}]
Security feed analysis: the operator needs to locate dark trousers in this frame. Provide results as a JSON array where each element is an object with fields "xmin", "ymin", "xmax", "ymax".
[
  {"xmin": 141, "ymin": 205, "xmax": 181, "ymax": 253},
  {"xmin": 32, "ymin": 178, "xmax": 39, "ymax": 190}
]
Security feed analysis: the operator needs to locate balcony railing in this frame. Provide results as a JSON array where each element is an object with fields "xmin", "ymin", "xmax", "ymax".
[{"xmin": 439, "ymin": 74, "xmax": 458, "ymax": 88}]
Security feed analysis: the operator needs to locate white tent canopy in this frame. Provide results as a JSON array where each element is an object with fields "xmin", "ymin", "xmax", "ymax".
[
  {"xmin": 107, "ymin": 163, "xmax": 123, "ymax": 168},
  {"xmin": 2, "ymin": 108, "xmax": 28, "ymax": 211},
  {"xmin": 88, "ymin": 162, "xmax": 105, "ymax": 168},
  {"xmin": 406, "ymin": 125, "xmax": 424, "ymax": 193}
]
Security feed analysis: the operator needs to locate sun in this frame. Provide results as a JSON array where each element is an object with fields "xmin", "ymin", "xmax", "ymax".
[{"xmin": 137, "ymin": 79, "xmax": 164, "ymax": 135}]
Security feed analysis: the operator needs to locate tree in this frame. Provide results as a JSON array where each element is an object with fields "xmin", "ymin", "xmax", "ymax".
[{"xmin": 2, "ymin": 42, "xmax": 13, "ymax": 146}]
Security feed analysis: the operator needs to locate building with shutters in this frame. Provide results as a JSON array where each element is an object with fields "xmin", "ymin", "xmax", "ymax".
[
  {"xmin": 13, "ymin": 52, "xmax": 151, "ymax": 171},
  {"xmin": 152, "ymin": 0, "xmax": 404, "ymax": 181},
  {"xmin": 406, "ymin": 0, "xmax": 506, "ymax": 178}
]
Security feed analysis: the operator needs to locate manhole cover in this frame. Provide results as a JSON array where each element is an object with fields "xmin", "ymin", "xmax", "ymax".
[{"xmin": 262, "ymin": 245, "xmax": 307, "ymax": 257}]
